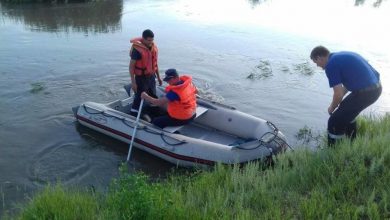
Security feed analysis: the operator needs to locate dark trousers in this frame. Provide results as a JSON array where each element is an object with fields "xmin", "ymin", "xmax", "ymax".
[
  {"xmin": 152, "ymin": 114, "xmax": 196, "ymax": 129},
  {"xmin": 327, "ymin": 84, "xmax": 382, "ymax": 146},
  {"xmin": 131, "ymin": 74, "xmax": 157, "ymax": 115}
]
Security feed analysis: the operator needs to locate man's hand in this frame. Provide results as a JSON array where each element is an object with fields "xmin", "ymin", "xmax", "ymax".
[
  {"xmin": 141, "ymin": 92, "xmax": 149, "ymax": 101},
  {"xmin": 155, "ymin": 69, "xmax": 162, "ymax": 86},
  {"xmin": 328, "ymin": 84, "xmax": 346, "ymax": 115},
  {"xmin": 328, "ymin": 106, "xmax": 335, "ymax": 115},
  {"xmin": 131, "ymin": 83, "xmax": 137, "ymax": 93},
  {"xmin": 141, "ymin": 92, "xmax": 167, "ymax": 107}
]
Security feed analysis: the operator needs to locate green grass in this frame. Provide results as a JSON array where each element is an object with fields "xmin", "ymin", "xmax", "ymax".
[
  {"xmin": 18, "ymin": 184, "xmax": 100, "ymax": 220},
  {"xmin": 7, "ymin": 114, "xmax": 390, "ymax": 219}
]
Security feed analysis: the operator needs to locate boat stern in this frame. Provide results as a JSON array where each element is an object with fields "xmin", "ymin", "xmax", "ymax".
[
  {"xmin": 263, "ymin": 130, "xmax": 289, "ymax": 155},
  {"xmin": 72, "ymin": 106, "xmax": 80, "ymax": 117}
]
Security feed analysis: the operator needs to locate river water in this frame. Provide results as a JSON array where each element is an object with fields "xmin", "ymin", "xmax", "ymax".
[{"xmin": 1, "ymin": 0, "xmax": 389, "ymax": 213}]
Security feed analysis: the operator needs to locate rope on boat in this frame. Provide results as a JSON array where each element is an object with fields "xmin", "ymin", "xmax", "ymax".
[
  {"xmin": 82, "ymin": 104, "xmax": 187, "ymax": 146},
  {"xmin": 235, "ymin": 121, "xmax": 294, "ymax": 152},
  {"xmin": 265, "ymin": 121, "xmax": 294, "ymax": 151}
]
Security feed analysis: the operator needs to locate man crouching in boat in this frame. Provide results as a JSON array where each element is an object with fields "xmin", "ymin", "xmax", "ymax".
[{"xmin": 141, "ymin": 69, "xmax": 197, "ymax": 128}]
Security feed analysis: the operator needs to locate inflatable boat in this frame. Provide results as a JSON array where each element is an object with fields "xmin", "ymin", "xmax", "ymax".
[{"xmin": 72, "ymin": 85, "xmax": 289, "ymax": 167}]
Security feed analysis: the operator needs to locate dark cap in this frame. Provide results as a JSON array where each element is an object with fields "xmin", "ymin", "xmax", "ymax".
[{"xmin": 163, "ymin": 68, "xmax": 179, "ymax": 81}]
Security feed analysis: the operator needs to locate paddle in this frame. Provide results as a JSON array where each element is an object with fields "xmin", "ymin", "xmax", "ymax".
[{"xmin": 126, "ymin": 98, "xmax": 144, "ymax": 161}]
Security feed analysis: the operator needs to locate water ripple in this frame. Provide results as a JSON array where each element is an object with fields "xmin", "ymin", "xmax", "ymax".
[{"xmin": 27, "ymin": 142, "xmax": 91, "ymax": 187}]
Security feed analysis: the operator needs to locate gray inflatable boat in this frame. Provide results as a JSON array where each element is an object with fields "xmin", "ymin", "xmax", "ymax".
[{"xmin": 73, "ymin": 85, "xmax": 289, "ymax": 167}]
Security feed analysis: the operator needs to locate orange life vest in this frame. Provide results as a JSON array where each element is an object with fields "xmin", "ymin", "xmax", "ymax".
[
  {"xmin": 130, "ymin": 37, "xmax": 158, "ymax": 76},
  {"xmin": 165, "ymin": 75, "xmax": 197, "ymax": 120}
]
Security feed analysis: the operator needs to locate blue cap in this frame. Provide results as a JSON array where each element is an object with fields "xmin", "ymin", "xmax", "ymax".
[{"xmin": 163, "ymin": 68, "xmax": 179, "ymax": 81}]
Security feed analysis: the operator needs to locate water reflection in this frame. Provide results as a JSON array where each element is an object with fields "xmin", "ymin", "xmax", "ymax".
[
  {"xmin": 0, "ymin": 0, "xmax": 123, "ymax": 33},
  {"xmin": 355, "ymin": 0, "xmax": 384, "ymax": 7}
]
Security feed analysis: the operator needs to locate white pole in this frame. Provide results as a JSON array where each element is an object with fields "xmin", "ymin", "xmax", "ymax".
[{"xmin": 126, "ymin": 99, "xmax": 144, "ymax": 161}]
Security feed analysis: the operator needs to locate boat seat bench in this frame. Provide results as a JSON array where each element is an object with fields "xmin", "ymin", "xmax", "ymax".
[{"xmin": 163, "ymin": 106, "xmax": 208, "ymax": 133}]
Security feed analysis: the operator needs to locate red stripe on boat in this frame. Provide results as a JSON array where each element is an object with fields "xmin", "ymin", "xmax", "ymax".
[{"xmin": 76, "ymin": 115, "xmax": 215, "ymax": 165}]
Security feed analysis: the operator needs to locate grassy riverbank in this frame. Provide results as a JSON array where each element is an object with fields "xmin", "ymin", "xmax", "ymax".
[{"xmin": 5, "ymin": 114, "xmax": 390, "ymax": 219}]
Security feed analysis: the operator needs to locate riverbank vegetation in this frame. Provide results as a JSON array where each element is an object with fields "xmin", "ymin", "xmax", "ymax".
[{"xmin": 4, "ymin": 114, "xmax": 390, "ymax": 219}]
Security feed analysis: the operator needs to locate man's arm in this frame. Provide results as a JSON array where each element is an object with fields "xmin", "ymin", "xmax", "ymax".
[
  {"xmin": 155, "ymin": 66, "xmax": 162, "ymax": 86},
  {"xmin": 141, "ymin": 92, "xmax": 169, "ymax": 106},
  {"xmin": 328, "ymin": 84, "xmax": 347, "ymax": 114},
  {"xmin": 129, "ymin": 59, "xmax": 137, "ymax": 92},
  {"xmin": 129, "ymin": 47, "xmax": 142, "ymax": 92}
]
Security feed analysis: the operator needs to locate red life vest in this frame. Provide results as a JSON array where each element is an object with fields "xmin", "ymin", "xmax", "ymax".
[
  {"xmin": 165, "ymin": 75, "xmax": 197, "ymax": 120},
  {"xmin": 130, "ymin": 37, "xmax": 158, "ymax": 76}
]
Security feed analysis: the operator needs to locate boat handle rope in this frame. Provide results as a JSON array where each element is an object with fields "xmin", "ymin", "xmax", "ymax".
[
  {"xmin": 266, "ymin": 121, "xmax": 278, "ymax": 132},
  {"xmin": 81, "ymin": 104, "xmax": 187, "ymax": 146},
  {"xmin": 266, "ymin": 121, "xmax": 294, "ymax": 151},
  {"xmin": 235, "ymin": 121, "xmax": 293, "ymax": 151},
  {"xmin": 234, "ymin": 131, "xmax": 280, "ymax": 151}
]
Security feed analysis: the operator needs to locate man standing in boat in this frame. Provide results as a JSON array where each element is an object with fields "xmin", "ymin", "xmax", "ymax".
[
  {"xmin": 129, "ymin": 29, "xmax": 163, "ymax": 117},
  {"xmin": 310, "ymin": 46, "xmax": 382, "ymax": 146},
  {"xmin": 141, "ymin": 69, "xmax": 197, "ymax": 128}
]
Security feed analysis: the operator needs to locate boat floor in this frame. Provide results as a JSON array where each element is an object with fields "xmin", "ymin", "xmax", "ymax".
[
  {"xmin": 177, "ymin": 122, "xmax": 247, "ymax": 146},
  {"xmin": 106, "ymin": 99, "xmax": 249, "ymax": 147}
]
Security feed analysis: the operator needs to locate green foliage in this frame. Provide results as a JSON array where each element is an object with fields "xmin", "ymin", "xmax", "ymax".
[
  {"xmin": 104, "ymin": 173, "xmax": 152, "ymax": 219},
  {"xmin": 18, "ymin": 184, "xmax": 99, "ymax": 220},
  {"xmin": 9, "ymin": 114, "xmax": 390, "ymax": 219},
  {"xmin": 293, "ymin": 61, "xmax": 314, "ymax": 75},
  {"xmin": 247, "ymin": 60, "xmax": 273, "ymax": 79},
  {"xmin": 295, "ymin": 125, "xmax": 323, "ymax": 147},
  {"xmin": 30, "ymin": 82, "xmax": 46, "ymax": 94},
  {"xmin": 103, "ymin": 164, "xmax": 187, "ymax": 220}
]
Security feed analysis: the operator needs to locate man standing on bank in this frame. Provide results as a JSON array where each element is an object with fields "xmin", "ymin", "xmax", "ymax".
[
  {"xmin": 129, "ymin": 29, "xmax": 163, "ymax": 117},
  {"xmin": 310, "ymin": 46, "xmax": 382, "ymax": 146}
]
